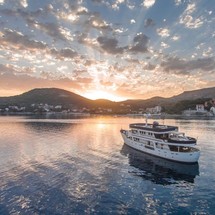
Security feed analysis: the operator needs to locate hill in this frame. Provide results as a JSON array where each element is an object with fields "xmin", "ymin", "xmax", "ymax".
[
  {"xmin": 169, "ymin": 87, "xmax": 215, "ymax": 102},
  {"xmin": 0, "ymin": 88, "xmax": 92, "ymax": 108},
  {"xmin": 121, "ymin": 87, "xmax": 215, "ymax": 114},
  {"xmin": 123, "ymin": 87, "xmax": 215, "ymax": 107},
  {"xmin": 0, "ymin": 86, "xmax": 214, "ymax": 114}
]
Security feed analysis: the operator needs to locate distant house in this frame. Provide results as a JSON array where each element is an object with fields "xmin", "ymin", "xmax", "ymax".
[
  {"xmin": 210, "ymin": 107, "xmax": 215, "ymax": 115},
  {"xmin": 183, "ymin": 104, "xmax": 209, "ymax": 116},
  {"xmin": 196, "ymin": 104, "xmax": 205, "ymax": 112},
  {"xmin": 146, "ymin": 106, "xmax": 162, "ymax": 114}
]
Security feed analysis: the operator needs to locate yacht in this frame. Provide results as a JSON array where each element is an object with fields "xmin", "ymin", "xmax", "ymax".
[{"xmin": 120, "ymin": 121, "xmax": 200, "ymax": 163}]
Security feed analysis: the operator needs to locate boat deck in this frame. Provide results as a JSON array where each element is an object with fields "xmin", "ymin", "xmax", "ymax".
[{"xmin": 130, "ymin": 123, "xmax": 178, "ymax": 133}]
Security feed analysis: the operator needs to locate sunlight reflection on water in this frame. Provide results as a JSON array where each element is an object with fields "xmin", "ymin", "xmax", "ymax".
[{"xmin": 0, "ymin": 116, "xmax": 214, "ymax": 214}]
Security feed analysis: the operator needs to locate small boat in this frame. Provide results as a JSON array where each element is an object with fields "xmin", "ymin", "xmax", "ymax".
[{"xmin": 120, "ymin": 121, "xmax": 200, "ymax": 163}]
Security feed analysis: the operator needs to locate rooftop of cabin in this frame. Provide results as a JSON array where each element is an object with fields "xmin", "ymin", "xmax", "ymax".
[{"xmin": 129, "ymin": 123, "xmax": 178, "ymax": 133}]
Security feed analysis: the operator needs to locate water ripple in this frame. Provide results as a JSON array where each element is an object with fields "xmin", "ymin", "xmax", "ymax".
[{"xmin": 0, "ymin": 117, "xmax": 214, "ymax": 214}]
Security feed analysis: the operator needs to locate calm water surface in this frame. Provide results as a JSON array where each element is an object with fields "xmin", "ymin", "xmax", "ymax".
[{"xmin": 0, "ymin": 116, "xmax": 214, "ymax": 214}]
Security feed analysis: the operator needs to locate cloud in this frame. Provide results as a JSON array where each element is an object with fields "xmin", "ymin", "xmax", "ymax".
[
  {"xmin": 20, "ymin": 0, "xmax": 28, "ymax": 8},
  {"xmin": 171, "ymin": 35, "xmax": 180, "ymax": 41},
  {"xmin": 0, "ymin": 0, "xmax": 214, "ymax": 99},
  {"xmin": 202, "ymin": 47, "xmax": 213, "ymax": 57},
  {"xmin": 142, "ymin": 0, "xmax": 156, "ymax": 8},
  {"xmin": 0, "ymin": 28, "xmax": 47, "ymax": 51},
  {"xmin": 91, "ymin": 0, "xmax": 104, "ymax": 3},
  {"xmin": 0, "ymin": 63, "xmax": 15, "ymax": 74},
  {"xmin": 143, "ymin": 63, "xmax": 156, "ymax": 70},
  {"xmin": 85, "ymin": 13, "xmax": 112, "ymax": 32},
  {"xmin": 0, "ymin": 63, "xmax": 36, "ymax": 77},
  {"xmin": 0, "ymin": 72, "xmax": 84, "ymax": 96},
  {"xmin": 160, "ymin": 56, "xmax": 215, "ymax": 74},
  {"xmin": 160, "ymin": 42, "xmax": 169, "ymax": 49},
  {"xmin": 50, "ymin": 48, "xmax": 78, "ymax": 60},
  {"xmin": 175, "ymin": 0, "xmax": 182, "ymax": 6},
  {"xmin": 179, "ymin": 3, "xmax": 203, "ymax": 29},
  {"xmin": 0, "ymin": 29, "xmax": 80, "ymax": 61},
  {"xmin": 144, "ymin": 18, "xmax": 155, "ymax": 28},
  {"xmin": 0, "ymin": 59, "xmax": 94, "ymax": 96},
  {"xmin": 0, "ymin": 7, "xmax": 73, "ymax": 42},
  {"xmin": 130, "ymin": 33, "xmax": 150, "ymax": 53},
  {"xmin": 94, "ymin": 33, "xmax": 150, "ymax": 55},
  {"xmin": 0, "ymin": 7, "xmax": 49, "ymax": 20},
  {"xmin": 130, "ymin": 19, "xmax": 136, "ymax": 24},
  {"xmin": 157, "ymin": 28, "xmax": 170, "ymax": 37},
  {"xmin": 27, "ymin": 19, "xmax": 68, "ymax": 42},
  {"xmin": 76, "ymin": 32, "xmax": 96, "ymax": 47},
  {"xmin": 97, "ymin": 36, "xmax": 126, "ymax": 54}
]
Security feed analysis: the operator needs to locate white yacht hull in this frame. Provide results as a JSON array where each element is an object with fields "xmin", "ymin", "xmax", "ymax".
[{"xmin": 121, "ymin": 132, "xmax": 200, "ymax": 163}]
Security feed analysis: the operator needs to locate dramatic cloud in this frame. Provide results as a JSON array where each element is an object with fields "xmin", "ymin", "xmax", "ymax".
[
  {"xmin": 130, "ymin": 33, "xmax": 149, "ymax": 53},
  {"xmin": 0, "ymin": 0, "xmax": 214, "ymax": 99},
  {"xmin": 28, "ymin": 20, "xmax": 68, "ymax": 42},
  {"xmin": 0, "ymin": 29, "xmax": 47, "ymax": 51},
  {"xmin": 160, "ymin": 57, "xmax": 215, "ymax": 74},
  {"xmin": 97, "ymin": 36, "xmax": 125, "ymax": 54}
]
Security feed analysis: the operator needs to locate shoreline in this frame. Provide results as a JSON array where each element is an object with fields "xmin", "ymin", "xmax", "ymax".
[{"xmin": 0, "ymin": 112, "xmax": 214, "ymax": 120}]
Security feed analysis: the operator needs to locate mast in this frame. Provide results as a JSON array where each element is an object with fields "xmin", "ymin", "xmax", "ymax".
[{"xmin": 144, "ymin": 113, "xmax": 151, "ymax": 126}]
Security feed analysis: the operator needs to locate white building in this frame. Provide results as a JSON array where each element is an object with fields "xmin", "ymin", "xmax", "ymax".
[
  {"xmin": 196, "ymin": 104, "xmax": 205, "ymax": 112},
  {"xmin": 183, "ymin": 104, "xmax": 209, "ymax": 116},
  {"xmin": 146, "ymin": 106, "xmax": 162, "ymax": 114},
  {"xmin": 210, "ymin": 107, "xmax": 215, "ymax": 115}
]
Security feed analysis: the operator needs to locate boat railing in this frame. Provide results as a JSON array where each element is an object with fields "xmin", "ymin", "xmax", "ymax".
[{"xmin": 167, "ymin": 137, "xmax": 196, "ymax": 144}]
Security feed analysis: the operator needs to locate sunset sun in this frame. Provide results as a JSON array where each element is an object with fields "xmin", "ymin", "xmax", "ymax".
[{"xmin": 83, "ymin": 90, "xmax": 124, "ymax": 101}]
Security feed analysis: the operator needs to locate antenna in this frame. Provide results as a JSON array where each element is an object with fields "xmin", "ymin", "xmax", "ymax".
[{"xmin": 144, "ymin": 113, "xmax": 151, "ymax": 125}]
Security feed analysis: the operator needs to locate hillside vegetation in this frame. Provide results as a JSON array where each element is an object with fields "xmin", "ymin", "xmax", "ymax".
[{"xmin": 0, "ymin": 87, "xmax": 214, "ymax": 114}]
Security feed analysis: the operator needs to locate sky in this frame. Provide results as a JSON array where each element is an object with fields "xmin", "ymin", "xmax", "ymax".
[{"xmin": 0, "ymin": 0, "xmax": 215, "ymax": 101}]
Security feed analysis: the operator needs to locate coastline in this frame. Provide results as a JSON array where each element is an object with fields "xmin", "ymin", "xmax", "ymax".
[{"xmin": 0, "ymin": 112, "xmax": 214, "ymax": 120}]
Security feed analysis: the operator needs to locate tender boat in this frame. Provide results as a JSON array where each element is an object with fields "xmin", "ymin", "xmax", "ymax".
[{"xmin": 120, "ymin": 121, "xmax": 200, "ymax": 163}]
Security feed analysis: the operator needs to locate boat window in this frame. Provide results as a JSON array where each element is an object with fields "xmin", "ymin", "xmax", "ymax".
[
  {"xmin": 156, "ymin": 143, "xmax": 163, "ymax": 149},
  {"xmin": 145, "ymin": 141, "xmax": 154, "ymax": 149},
  {"xmin": 132, "ymin": 130, "xmax": 138, "ymax": 134},
  {"xmin": 169, "ymin": 145, "xmax": 178, "ymax": 152},
  {"xmin": 133, "ymin": 137, "xmax": 140, "ymax": 142},
  {"xmin": 155, "ymin": 133, "xmax": 167, "ymax": 139},
  {"xmin": 179, "ymin": 146, "xmax": 191, "ymax": 152}
]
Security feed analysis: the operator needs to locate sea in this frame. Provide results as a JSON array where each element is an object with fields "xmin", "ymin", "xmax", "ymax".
[{"xmin": 0, "ymin": 115, "xmax": 214, "ymax": 215}]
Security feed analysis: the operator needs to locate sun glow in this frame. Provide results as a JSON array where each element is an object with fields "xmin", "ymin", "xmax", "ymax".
[{"xmin": 83, "ymin": 90, "xmax": 124, "ymax": 101}]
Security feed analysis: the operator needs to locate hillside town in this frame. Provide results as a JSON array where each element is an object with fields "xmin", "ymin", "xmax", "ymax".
[{"xmin": 1, "ymin": 99, "xmax": 215, "ymax": 117}]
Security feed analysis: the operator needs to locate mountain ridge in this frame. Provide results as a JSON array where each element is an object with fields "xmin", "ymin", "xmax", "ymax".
[{"xmin": 0, "ymin": 87, "xmax": 214, "ymax": 113}]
